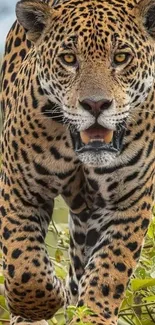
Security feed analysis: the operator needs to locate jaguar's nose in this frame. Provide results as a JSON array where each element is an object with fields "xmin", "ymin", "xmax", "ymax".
[{"xmin": 79, "ymin": 98, "xmax": 113, "ymax": 117}]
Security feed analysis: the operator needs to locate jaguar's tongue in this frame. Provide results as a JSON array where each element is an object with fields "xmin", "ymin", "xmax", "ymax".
[{"xmin": 80, "ymin": 127, "xmax": 114, "ymax": 145}]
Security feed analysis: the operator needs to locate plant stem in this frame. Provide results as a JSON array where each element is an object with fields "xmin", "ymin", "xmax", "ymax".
[{"xmin": 121, "ymin": 301, "xmax": 155, "ymax": 312}]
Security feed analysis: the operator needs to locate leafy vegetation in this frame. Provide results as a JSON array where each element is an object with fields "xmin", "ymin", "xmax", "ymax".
[{"xmin": 0, "ymin": 198, "xmax": 155, "ymax": 325}]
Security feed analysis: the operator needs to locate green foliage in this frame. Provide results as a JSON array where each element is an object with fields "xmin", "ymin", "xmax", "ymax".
[
  {"xmin": 67, "ymin": 305, "xmax": 95, "ymax": 325},
  {"xmin": 0, "ymin": 198, "xmax": 155, "ymax": 325}
]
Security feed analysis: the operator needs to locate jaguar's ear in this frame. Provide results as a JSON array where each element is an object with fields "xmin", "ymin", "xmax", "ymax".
[
  {"xmin": 16, "ymin": 0, "xmax": 52, "ymax": 42},
  {"xmin": 138, "ymin": 0, "xmax": 155, "ymax": 38}
]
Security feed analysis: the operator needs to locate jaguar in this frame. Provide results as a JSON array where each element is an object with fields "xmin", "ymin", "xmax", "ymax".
[{"xmin": 1, "ymin": 0, "xmax": 155, "ymax": 324}]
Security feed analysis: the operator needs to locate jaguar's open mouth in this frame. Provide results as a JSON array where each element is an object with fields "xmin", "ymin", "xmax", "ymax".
[{"xmin": 71, "ymin": 123, "xmax": 125, "ymax": 155}]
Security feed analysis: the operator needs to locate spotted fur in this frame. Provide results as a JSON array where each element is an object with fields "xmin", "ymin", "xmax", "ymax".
[{"xmin": 1, "ymin": 0, "xmax": 155, "ymax": 324}]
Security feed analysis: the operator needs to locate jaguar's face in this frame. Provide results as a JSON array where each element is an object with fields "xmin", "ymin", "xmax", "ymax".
[{"xmin": 17, "ymin": 0, "xmax": 155, "ymax": 167}]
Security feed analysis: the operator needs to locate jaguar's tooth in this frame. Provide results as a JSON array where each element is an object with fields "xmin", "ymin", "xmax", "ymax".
[
  {"xmin": 80, "ymin": 131, "xmax": 90, "ymax": 144},
  {"xmin": 104, "ymin": 131, "xmax": 114, "ymax": 144},
  {"xmin": 90, "ymin": 139, "xmax": 104, "ymax": 142}
]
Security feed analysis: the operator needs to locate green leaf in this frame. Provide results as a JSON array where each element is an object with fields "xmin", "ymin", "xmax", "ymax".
[
  {"xmin": 55, "ymin": 265, "xmax": 67, "ymax": 279},
  {"xmin": 55, "ymin": 248, "xmax": 63, "ymax": 263},
  {"xmin": 131, "ymin": 278, "xmax": 155, "ymax": 291},
  {"xmin": 51, "ymin": 317, "xmax": 58, "ymax": 324},
  {"xmin": 0, "ymin": 276, "xmax": 4, "ymax": 284},
  {"xmin": 143, "ymin": 295, "xmax": 155, "ymax": 302}
]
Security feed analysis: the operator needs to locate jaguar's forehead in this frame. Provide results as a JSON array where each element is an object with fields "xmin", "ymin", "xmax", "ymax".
[
  {"xmin": 55, "ymin": 0, "xmax": 137, "ymax": 6},
  {"xmin": 54, "ymin": 0, "xmax": 138, "ymax": 13},
  {"xmin": 52, "ymin": 0, "xmax": 140, "ymax": 37},
  {"xmin": 50, "ymin": 0, "xmax": 141, "ymax": 54}
]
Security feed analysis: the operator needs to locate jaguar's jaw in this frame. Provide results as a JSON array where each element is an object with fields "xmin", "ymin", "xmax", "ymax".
[{"xmin": 71, "ymin": 123, "xmax": 125, "ymax": 167}]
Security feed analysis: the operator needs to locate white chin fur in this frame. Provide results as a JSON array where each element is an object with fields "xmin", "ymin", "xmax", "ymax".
[{"xmin": 77, "ymin": 151, "xmax": 117, "ymax": 167}]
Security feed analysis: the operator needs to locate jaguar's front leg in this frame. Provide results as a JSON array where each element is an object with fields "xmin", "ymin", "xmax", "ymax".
[
  {"xmin": 67, "ymin": 208, "xmax": 90, "ymax": 305},
  {"xmin": 70, "ymin": 204, "xmax": 152, "ymax": 325},
  {"xmin": 0, "ymin": 190, "xmax": 66, "ymax": 320}
]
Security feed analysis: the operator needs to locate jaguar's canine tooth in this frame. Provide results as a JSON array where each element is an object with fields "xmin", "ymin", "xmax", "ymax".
[
  {"xmin": 104, "ymin": 131, "xmax": 114, "ymax": 144},
  {"xmin": 80, "ymin": 131, "xmax": 90, "ymax": 144}
]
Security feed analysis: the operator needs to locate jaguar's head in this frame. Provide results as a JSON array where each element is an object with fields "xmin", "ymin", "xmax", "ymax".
[{"xmin": 16, "ymin": 0, "xmax": 155, "ymax": 166}]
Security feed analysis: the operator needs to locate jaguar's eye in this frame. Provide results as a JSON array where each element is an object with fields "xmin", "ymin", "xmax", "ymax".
[
  {"xmin": 113, "ymin": 52, "xmax": 131, "ymax": 65},
  {"xmin": 60, "ymin": 53, "xmax": 77, "ymax": 66}
]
